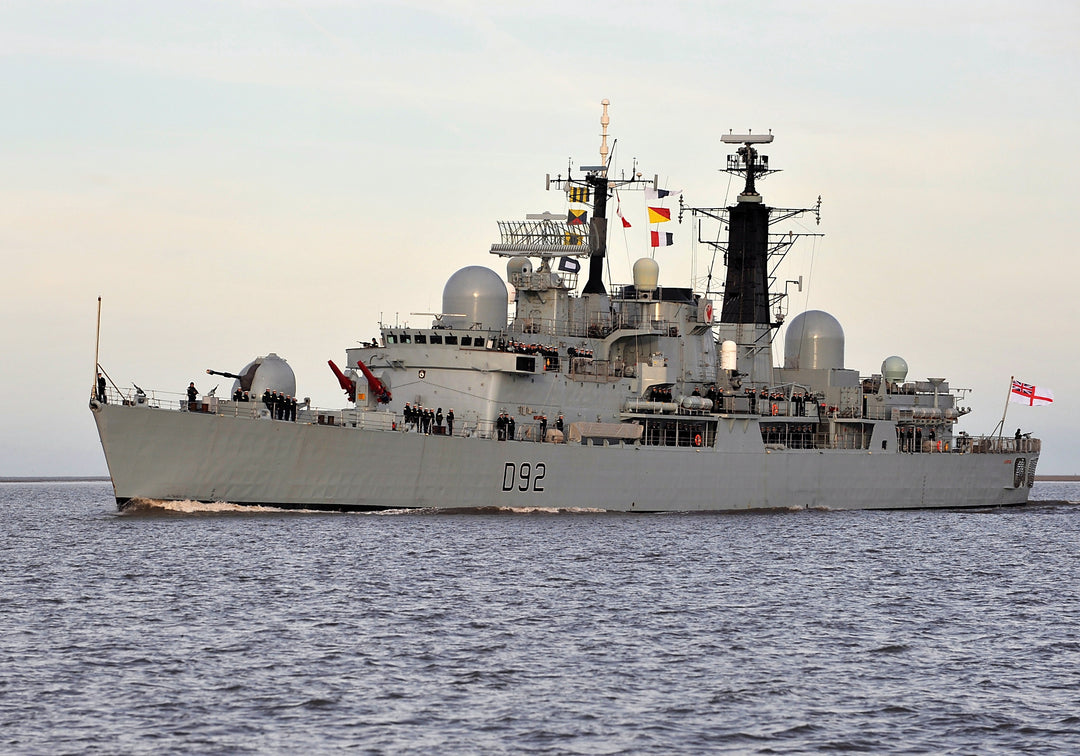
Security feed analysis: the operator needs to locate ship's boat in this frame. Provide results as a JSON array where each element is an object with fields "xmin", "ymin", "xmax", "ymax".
[{"xmin": 89, "ymin": 103, "xmax": 1040, "ymax": 512}]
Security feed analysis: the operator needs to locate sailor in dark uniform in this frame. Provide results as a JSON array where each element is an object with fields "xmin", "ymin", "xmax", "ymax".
[
  {"xmin": 556, "ymin": 414, "xmax": 564, "ymax": 433},
  {"xmin": 262, "ymin": 388, "xmax": 273, "ymax": 414},
  {"xmin": 507, "ymin": 414, "xmax": 516, "ymax": 441},
  {"xmin": 436, "ymin": 408, "xmax": 444, "ymax": 431},
  {"xmin": 97, "ymin": 373, "xmax": 107, "ymax": 403},
  {"xmin": 496, "ymin": 412, "xmax": 506, "ymax": 440},
  {"xmin": 187, "ymin": 382, "xmax": 198, "ymax": 410},
  {"xmin": 447, "ymin": 409, "xmax": 454, "ymax": 437},
  {"xmin": 539, "ymin": 414, "xmax": 547, "ymax": 441}
]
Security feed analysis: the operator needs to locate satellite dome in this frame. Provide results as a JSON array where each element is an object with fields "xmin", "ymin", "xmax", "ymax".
[
  {"xmin": 882, "ymin": 355, "xmax": 909, "ymax": 384},
  {"xmin": 442, "ymin": 266, "xmax": 509, "ymax": 330},
  {"xmin": 783, "ymin": 310, "xmax": 845, "ymax": 370},
  {"xmin": 632, "ymin": 258, "xmax": 660, "ymax": 291},
  {"xmin": 230, "ymin": 353, "xmax": 296, "ymax": 398}
]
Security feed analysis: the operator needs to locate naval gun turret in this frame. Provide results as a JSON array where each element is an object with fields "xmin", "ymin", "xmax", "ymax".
[{"xmin": 208, "ymin": 353, "xmax": 296, "ymax": 398}]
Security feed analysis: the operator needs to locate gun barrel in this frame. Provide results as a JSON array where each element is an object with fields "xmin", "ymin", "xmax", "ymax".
[{"xmin": 206, "ymin": 368, "xmax": 243, "ymax": 380}]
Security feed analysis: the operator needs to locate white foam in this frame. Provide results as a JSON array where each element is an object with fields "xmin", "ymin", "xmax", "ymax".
[
  {"xmin": 119, "ymin": 499, "xmax": 609, "ymax": 516},
  {"xmin": 121, "ymin": 497, "xmax": 318, "ymax": 514}
]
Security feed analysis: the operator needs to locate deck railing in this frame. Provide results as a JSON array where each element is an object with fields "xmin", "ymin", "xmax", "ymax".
[
  {"xmin": 93, "ymin": 386, "xmax": 1041, "ymax": 454},
  {"xmin": 956, "ymin": 435, "xmax": 1041, "ymax": 454}
]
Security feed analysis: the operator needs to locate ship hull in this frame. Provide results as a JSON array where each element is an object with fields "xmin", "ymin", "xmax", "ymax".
[{"xmin": 93, "ymin": 404, "xmax": 1036, "ymax": 512}]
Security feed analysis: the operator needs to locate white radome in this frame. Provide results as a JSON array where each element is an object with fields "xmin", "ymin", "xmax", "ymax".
[
  {"xmin": 783, "ymin": 310, "xmax": 845, "ymax": 370},
  {"xmin": 441, "ymin": 266, "xmax": 508, "ymax": 330}
]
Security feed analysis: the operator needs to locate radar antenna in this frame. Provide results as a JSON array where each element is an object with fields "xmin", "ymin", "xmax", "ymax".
[{"xmin": 720, "ymin": 130, "xmax": 776, "ymax": 200}]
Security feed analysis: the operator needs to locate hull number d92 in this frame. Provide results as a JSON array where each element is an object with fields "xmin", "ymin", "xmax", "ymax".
[{"xmin": 502, "ymin": 462, "xmax": 546, "ymax": 492}]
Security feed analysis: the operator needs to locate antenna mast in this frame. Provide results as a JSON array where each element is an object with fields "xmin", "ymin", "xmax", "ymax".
[
  {"xmin": 599, "ymin": 99, "xmax": 610, "ymax": 171},
  {"xmin": 581, "ymin": 99, "xmax": 613, "ymax": 294},
  {"xmin": 684, "ymin": 132, "xmax": 822, "ymax": 327}
]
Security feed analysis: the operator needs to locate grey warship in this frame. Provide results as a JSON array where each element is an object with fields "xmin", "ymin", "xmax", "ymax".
[{"xmin": 90, "ymin": 106, "xmax": 1040, "ymax": 511}]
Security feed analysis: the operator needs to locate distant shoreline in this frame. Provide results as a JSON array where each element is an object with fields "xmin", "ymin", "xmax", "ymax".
[
  {"xmin": 4, "ymin": 475, "xmax": 1080, "ymax": 483},
  {"xmin": 1, "ymin": 476, "xmax": 111, "ymax": 483}
]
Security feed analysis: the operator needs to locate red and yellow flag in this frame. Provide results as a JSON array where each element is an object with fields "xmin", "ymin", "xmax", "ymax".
[{"xmin": 647, "ymin": 207, "xmax": 671, "ymax": 223}]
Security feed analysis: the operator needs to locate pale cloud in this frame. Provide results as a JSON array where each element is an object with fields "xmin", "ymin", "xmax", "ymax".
[{"xmin": 1, "ymin": 0, "xmax": 1078, "ymax": 474}]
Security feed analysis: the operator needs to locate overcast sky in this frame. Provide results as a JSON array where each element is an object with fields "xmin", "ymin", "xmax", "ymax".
[{"xmin": 2, "ymin": 0, "xmax": 1077, "ymax": 475}]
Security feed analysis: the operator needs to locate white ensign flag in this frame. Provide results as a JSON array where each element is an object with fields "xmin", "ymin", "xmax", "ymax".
[{"xmin": 1009, "ymin": 379, "xmax": 1054, "ymax": 406}]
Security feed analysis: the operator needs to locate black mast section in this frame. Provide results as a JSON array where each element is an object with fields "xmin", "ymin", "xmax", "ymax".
[
  {"xmin": 720, "ymin": 139, "xmax": 773, "ymax": 325},
  {"xmin": 581, "ymin": 171, "xmax": 609, "ymax": 295}
]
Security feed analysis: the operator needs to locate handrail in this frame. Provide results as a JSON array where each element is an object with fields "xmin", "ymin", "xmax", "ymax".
[{"xmin": 92, "ymin": 386, "xmax": 1042, "ymax": 454}]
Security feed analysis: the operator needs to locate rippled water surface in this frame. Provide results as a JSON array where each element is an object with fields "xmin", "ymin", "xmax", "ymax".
[{"xmin": 3, "ymin": 481, "xmax": 1080, "ymax": 754}]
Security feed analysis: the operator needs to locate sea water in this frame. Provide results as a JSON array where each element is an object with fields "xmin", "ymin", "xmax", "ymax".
[{"xmin": 3, "ymin": 481, "xmax": 1080, "ymax": 754}]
